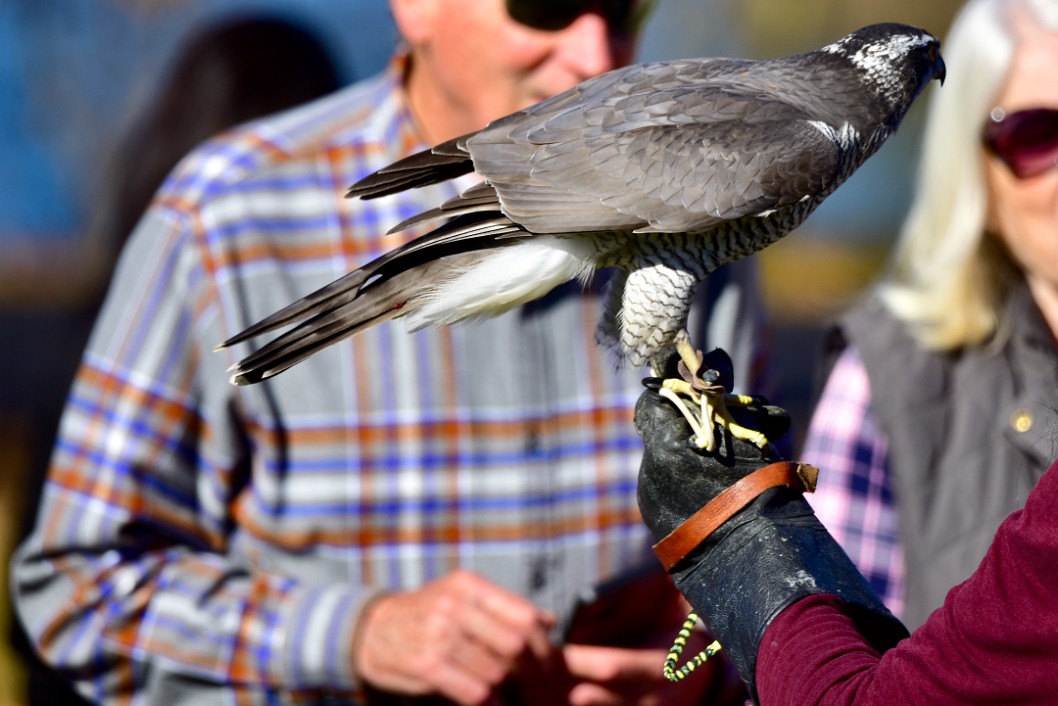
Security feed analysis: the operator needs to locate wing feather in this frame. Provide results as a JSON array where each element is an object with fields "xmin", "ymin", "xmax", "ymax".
[
  {"xmin": 457, "ymin": 59, "xmax": 852, "ymax": 236},
  {"xmin": 477, "ymin": 114, "xmax": 842, "ymax": 234}
]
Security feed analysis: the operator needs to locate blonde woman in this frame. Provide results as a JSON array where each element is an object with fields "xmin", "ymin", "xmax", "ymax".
[{"xmin": 804, "ymin": 0, "xmax": 1058, "ymax": 629}]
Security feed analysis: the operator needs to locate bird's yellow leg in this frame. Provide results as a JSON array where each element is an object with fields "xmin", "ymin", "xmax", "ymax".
[
  {"xmin": 654, "ymin": 331, "xmax": 771, "ymax": 450},
  {"xmin": 658, "ymin": 380, "xmax": 715, "ymax": 451},
  {"xmin": 673, "ymin": 332, "xmax": 704, "ymax": 378},
  {"xmin": 658, "ymin": 378, "xmax": 767, "ymax": 450},
  {"xmin": 716, "ymin": 394, "xmax": 768, "ymax": 448}
]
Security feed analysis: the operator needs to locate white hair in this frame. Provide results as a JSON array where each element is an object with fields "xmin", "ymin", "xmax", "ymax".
[{"xmin": 876, "ymin": 0, "xmax": 1058, "ymax": 349}]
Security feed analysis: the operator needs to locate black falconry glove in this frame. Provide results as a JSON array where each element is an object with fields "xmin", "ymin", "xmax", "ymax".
[{"xmin": 635, "ymin": 348, "xmax": 908, "ymax": 703}]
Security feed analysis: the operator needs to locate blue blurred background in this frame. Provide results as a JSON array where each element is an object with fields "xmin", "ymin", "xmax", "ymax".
[{"xmin": 0, "ymin": 0, "xmax": 962, "ymax": 700}]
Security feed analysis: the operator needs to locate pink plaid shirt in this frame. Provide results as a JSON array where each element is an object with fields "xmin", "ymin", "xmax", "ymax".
[{"xmin": 801, "ymin": 345, "xmax": 905, "ymax": 617}]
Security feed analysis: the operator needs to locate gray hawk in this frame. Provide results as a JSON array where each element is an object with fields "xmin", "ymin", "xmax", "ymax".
[{"xmin": 219, "ymin": 23, "xmax": 944, "ymax": 445}]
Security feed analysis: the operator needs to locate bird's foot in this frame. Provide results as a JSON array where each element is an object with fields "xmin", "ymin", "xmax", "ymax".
[{"xmin": 649, "ymin": 331, "xmax": 768, "ymax": 451}]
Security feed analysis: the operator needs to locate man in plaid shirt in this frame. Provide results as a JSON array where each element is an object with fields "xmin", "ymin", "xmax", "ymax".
[{"xmin": 12, "ymin": 1, "xmax": 768, "ymax": 704}]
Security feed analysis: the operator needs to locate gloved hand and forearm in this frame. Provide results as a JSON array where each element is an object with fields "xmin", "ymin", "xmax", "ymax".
[{"xmin": 634, "ymin": 349, "xmax": 908, "ymax": 703}]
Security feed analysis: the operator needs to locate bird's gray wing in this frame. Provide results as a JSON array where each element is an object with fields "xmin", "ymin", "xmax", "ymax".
[
  {"xmin": 346, "ymin": 136, "xmax": 474, "ymax": 200},
  {"xmin": 468, "ymin": 66, "xmax": 846, "ymax": 234},
  {"xmin": 341, "ymin": 59, "xmax": 681, "ymax": 202},
  {"xmin": 500, "ymin": 111, "xmax": 842, "ymax": 234},
  {"xmin": 583, "ymin": 110, "xmax": 843, "ymax": 233}
]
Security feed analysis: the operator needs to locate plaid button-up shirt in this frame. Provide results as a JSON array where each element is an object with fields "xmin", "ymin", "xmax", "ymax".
[{"xmin": 13, "ymin": 57, "xmax": 769, "ymax": 704}]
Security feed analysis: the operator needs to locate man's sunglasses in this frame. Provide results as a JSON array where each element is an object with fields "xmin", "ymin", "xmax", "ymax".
[
  {"xmin": 505, "ymin": 0, "xmax": 654, "ymax": 35},
  {"xmin": 982, "ymin": 107, "xmax": 1058, "ymax": 178}
]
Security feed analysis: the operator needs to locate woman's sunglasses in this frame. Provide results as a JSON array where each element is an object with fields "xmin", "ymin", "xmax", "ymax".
[
  {"xmin": 505, "ymin": 0, "xmax": 654, "ymax": 36},
  {"xmin": 982, "ymin": 107, "xmax": 1058, "ymax": 178}
]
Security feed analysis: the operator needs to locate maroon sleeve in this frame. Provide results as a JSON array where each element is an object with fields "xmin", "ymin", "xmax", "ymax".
[{"xmin": 757, "ymin": 458, "xmax": 1058, "ymax": 705}]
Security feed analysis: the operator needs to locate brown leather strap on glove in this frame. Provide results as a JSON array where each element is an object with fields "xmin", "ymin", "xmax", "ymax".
[{"xmin": 653, "ymin": 461, "xmax": 818, "ymax": 571}]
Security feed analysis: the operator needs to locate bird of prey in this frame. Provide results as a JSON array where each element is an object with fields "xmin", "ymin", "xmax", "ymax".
[{"xmin": 220, "ymin": 22, "xmax": 944, "ymax": 440}]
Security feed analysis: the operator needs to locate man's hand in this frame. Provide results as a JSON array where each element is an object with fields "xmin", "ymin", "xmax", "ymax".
[
  {"xmin": 521, "ymin": 569, "xmax": 746, "ymax": 706},
  {"xmin": 510, "ymin": 630, "xmax": 741, "ymax": 706},
  {"xmin": 354, "ymin": 570, "xmax": 555, "ymax": 705},
  {"xmin": 558, "ymin": 640, "xmax": 744, "ymax": 706}
]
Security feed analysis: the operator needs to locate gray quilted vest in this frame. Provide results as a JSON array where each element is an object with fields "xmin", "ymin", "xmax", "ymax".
[{"xmin": 841, "ymin": 284, "xmax": 1058, "ymax": 629}]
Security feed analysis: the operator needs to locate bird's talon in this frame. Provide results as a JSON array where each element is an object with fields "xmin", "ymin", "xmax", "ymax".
[
  {"xmin": 699, "ymin": 393, "xmax": 718, "ymax": 450},
  {"xmin": 719, "ymin": 416, "xmax": 768, "ymax": 448},
  {"xmin": 658, "ymin": 387, "xmax": 713, "ymax": 450},
  {"xmin": 691, "ymin": 430, "xmax": 715, "ymax": 451},
  {"xmin": 642, "ymin": 376, "xmax": 664, "ymax": 390}
]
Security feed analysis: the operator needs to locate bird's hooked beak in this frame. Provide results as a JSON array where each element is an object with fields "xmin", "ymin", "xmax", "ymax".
[{"xmin": 931, "ymin": 44, "xmax": 946, "ymax": 86}]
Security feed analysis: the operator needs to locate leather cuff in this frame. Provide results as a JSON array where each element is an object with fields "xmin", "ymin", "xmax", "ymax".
[{"xmin": 653, "ymin": 461, "xmax": 818, "ymax": 570}]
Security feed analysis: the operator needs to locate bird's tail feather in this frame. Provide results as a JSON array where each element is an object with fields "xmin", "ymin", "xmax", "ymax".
[
  {"xmin": 226, "ymin": 263, "xmax": 443, "ymax": 385},
  {"xmin": 346, "ymin": 136, "xmax": 474, "ymax": 200},
  {"xmin": 220, "ymin": 213, "xmax": 524, "ymax": 384},
  {"xmin": 218, "ymin": 211, "xmax": 519, "ymax": 353},
  {"xmin": 390, "ymin": 182, "xmax": 500, "ymax": 233},
  {"xmin": 218, "ymin": 267, "xmax": 372, "ymax": 350}
]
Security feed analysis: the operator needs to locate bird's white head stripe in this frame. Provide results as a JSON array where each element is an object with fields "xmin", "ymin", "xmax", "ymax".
[{"xmin": 822, "ymin": 30, "xmax": 933, "ymax": 77}]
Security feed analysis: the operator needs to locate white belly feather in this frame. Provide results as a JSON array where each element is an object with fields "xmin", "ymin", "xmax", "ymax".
[{"xmin": 404, "ymin": 235, "xmax": 597, "ymax": 329}]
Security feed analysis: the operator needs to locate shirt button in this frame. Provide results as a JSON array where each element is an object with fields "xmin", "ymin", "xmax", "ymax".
[
  {"xmin": 1011, "ymin": 409, "xmax": 1033, "ymax": 433},
  {"xmin": 530, "ymin": 556, "xmax": 548, "ymax": 591},
  {"xmin": 526, "ymin": 428, "xmax": 542, "ymax": 455}
]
